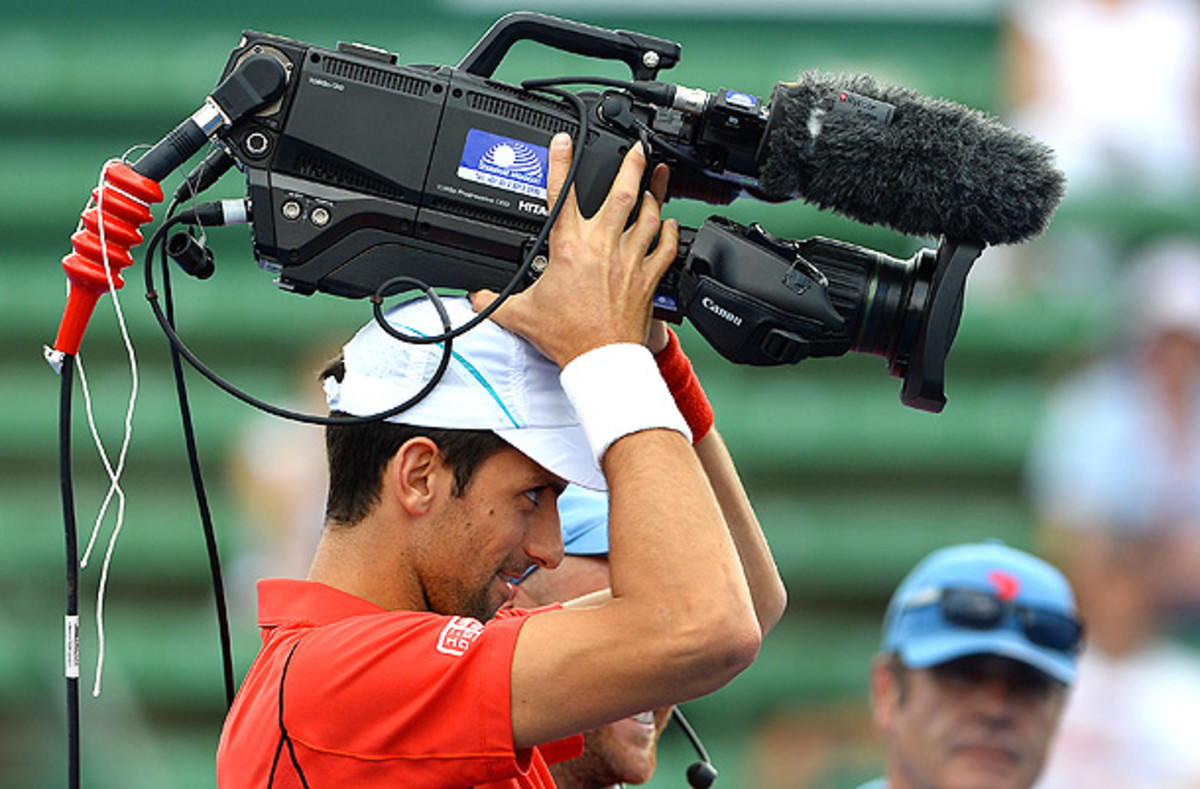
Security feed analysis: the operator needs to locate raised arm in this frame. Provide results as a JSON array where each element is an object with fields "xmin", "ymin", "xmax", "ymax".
[
  {"xmin": 645, "ymin": 319, "xmax": 788, "ymax": 636},
  {"xmin": 696, "ymin": 427, "xmax": 788, "ymax": 634},
  {"xmin": 474, "ymin": 134, "xmax": 761, "ymax": 749}
]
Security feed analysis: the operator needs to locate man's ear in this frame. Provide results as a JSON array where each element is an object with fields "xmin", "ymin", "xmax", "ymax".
[
  {"xmin": 388, "ymin": 437, "xmax": 449, "ymax": 516},
  {"xmin": 870, "ymin": 655, "xmax": 901, "ymax": 733}
]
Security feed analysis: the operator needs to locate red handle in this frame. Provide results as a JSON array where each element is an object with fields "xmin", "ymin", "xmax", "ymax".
[{"xmin": 53, "ymin": 162, "xmax": 163, "ymax": 355}]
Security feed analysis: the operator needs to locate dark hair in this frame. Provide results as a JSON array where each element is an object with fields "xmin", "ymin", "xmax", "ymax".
[{"xmin": 321, "ymin": 357, "xmax": 508, "ymax": 525}]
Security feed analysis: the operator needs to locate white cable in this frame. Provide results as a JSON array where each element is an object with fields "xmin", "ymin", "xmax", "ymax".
[{"xmin": 75, "ymin": 158, "xmax": 143, "ymax": 698}]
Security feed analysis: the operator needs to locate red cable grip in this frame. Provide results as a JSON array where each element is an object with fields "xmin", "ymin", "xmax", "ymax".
[{"xmin": 53, "ymin": 161, "xmax": 163, "ymax": 355}]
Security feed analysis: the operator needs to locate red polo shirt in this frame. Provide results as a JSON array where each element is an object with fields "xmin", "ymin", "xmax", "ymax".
[{"xmin": 216, "ymin": 579, "xmax": 582, "ymax": 789}]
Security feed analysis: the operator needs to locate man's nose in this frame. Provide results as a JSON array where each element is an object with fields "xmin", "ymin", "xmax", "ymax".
[
  {"xmin": 974, "ymin": 675, "xmax": 1019, "ymax": 723},
  {"xmin": 526, "ymin": 505, "xmax": 564, "ymax": 571}
]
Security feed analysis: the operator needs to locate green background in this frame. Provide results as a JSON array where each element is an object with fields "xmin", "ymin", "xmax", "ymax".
[{"xmin": 2, "ymin": 2, "xmax": 1193, "ymax": 787}]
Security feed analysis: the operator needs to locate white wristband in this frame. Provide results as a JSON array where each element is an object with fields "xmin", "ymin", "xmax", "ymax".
[{"xmin": 560, "ymin": 343, "xmax": 692, "ymax": 464}]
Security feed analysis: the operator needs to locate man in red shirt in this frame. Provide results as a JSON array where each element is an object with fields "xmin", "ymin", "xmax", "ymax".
[{"xmin": 216, "ymin": 135, "xmax": 786, "ymax": 788}]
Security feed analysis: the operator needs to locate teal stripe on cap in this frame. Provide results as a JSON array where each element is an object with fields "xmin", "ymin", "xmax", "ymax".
[{"xmin": 394, "ymin": 320, "xmax": 523, "ymax": 429}]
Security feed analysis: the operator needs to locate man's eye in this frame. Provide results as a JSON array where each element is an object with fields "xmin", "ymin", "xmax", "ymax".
[{"xmin": 523, "ymin": 489, "xmax": 540, "ymax": 505}]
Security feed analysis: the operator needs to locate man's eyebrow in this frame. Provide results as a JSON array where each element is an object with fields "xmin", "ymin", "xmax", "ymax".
[{"xmin": 518, "ymin": 471, "xmax": 566, "ymax": 496}]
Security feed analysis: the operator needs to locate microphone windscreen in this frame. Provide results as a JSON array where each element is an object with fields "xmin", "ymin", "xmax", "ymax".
[{"xmin": 757, "ymin": 71, "xmax": 1066, "ymax": 245}]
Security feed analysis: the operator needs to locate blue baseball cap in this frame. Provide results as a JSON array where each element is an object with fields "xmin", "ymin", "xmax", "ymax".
[
  {"xmin": 882, "ymin": 541, "xmax": 1081, "ymax": 685},
  {"xmin": 557, "ymin": 485, "xmax": 609, "ymax": 556}
]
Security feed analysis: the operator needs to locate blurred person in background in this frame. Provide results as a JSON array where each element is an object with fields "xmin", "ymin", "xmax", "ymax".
[
  {"xmin": 508, "ymin": 486, "xmax": 674, "ymax": 789},
  {"xmin": 226, "ymin": 346, "xmax": 335, "ymax": 624},
  {"xmin": 984, "ymin": 0, "xmax": 1200, "ymax": 302},
  {"xmin": 1033, "ymin": 537, "xmax": 1200, "ymax": 789},
  {"xmin": 1026, "ymin": 236, "xmax": 1200, "ymax": 789},
  {"xmin": 860, "ymin": 542, "xmax": 1081, "ymax": 789},
  {"xmin": 1005, "ymin": 0, "xmax": 1200, "ymax": 196},
  {"xmin": 1027, "ymin": 237, "xmax": 1200, "ymax": 617}
]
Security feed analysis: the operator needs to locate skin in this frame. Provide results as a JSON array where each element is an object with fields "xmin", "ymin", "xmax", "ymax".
[
  {"xmin": 511, "ymin": 555, "xmax": 673, "ymax": 789},
  {"xmin": 308, "ymin": 441, "xmax": 567, "ymax": 619},
  {"xmin": 483, "ymin": 135, "xmax": 763, "ymax": 749},
  {"xmin": 311, "ymin": 134, "xmax": 770, "ymax": 754},
  {"xmin": 871, "ymin": 654, "xmax": 1068, "ymax": 789},
  {"xmin": 417, "ymin": 447, "xmax": 568, "ymax": 621},
  {"xmin": 502, "ymin": 408, "xmax": 786, "ymax": 788}
]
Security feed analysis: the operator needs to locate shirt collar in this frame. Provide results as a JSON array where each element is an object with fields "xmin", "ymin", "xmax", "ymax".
[{"xmin": 257, "ymin": 578, "xmax": 386, "ymax": 629}]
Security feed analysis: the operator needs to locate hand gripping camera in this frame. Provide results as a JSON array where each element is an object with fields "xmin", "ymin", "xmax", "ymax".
[{"xmin": 196, "ymin": 12, "xmax": 987, "ymax": 412}]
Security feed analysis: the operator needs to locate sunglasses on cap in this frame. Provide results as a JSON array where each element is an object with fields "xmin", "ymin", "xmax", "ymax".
[{"xmin": 905, "ymin": 586, "xmax": 1084, "ymax": 654}]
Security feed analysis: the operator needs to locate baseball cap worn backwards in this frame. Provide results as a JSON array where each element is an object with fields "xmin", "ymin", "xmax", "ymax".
[
  {"xmin": 882, "ymin": 541, "xmax": 1081, "ymax": 685},
  {"xmin": 323, "ymin": 296, "xmax": 606, "ymax": 491}
]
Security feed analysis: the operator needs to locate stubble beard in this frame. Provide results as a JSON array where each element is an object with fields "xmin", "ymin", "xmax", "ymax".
[
  {"xmin": 550, "ymin": 724, "xmax": 658, "ymax": 789},
  {"xmin": 422, "ymin": 506, "xmax": 498, "ymax": 622}
]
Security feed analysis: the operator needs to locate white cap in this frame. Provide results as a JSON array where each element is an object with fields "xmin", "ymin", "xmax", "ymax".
[{"xmin": 324, "ymin": 296, "xmax": 606, "ymax": 491}]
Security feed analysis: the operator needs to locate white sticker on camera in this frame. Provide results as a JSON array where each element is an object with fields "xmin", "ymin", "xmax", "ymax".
[{"xmin": 457, "ymin": 129, "xmax": 549, "ymax": 200}]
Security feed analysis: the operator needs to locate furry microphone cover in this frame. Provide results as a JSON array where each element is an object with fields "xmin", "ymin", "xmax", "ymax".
[{"xmin": 757, "ymin": 71, "xmax": 1066, "ymax": 245}]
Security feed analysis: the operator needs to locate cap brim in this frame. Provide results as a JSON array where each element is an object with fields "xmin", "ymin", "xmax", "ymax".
[
  {"xmin": 899, "ymin": 628, "xmax": 1076, "ymax": 685},
  {"xmin": 562, "ymin": 526, "xmax": 609, "ymax": 555},
  {"xmin": 497, "ymin": 424, "xmax": 606, "ymax": 492},
  {"xmin": 558, "ymin": 486, "xmax": 610, "ymax": 555}
]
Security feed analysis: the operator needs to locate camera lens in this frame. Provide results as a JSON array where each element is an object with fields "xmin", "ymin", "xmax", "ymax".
[
  {"xmin": 801, "ymin": 239, "xmax": 934, "ymax": 377},
  {"xmin": 856, "ymin": 249, "xmax": 935, "ymax": 377}
]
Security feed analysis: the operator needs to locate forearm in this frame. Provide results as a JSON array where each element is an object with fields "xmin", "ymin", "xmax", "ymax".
[
  {"xmin": 652, "ymin": 325, "xmax": 787, "ymax": 634},
  {"xmin": 696, "ymin": 428, "xmax": 788, "ymax": 635},
  {"xmin": 558, "ymin": 342, "xmax": 759, "ymax": 649},
  {"xmin": 511, "ymin": 428, "xmax": 761, "ymax": 747},
  {"xmin": 604, "ymin": 430, "xmax": 753, "ymax": 626},
  {"xmin": 497, "ymin": 137, "xmax": 761, "ymax": 746}
]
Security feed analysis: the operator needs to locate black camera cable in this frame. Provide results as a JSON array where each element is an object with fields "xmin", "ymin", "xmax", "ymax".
[
  {"xmin": 523, "ymin": 76, "xmax": 709, "ymax": 172},
  {"xmin": 144, "ymin": 207, "xmax": 455, "ymax": 709},
  {"xmin": 672, "ymin": 707, "xmax": 719, "ymax": 789},
  {"xmin": 370, "ymin": 83, "xmax": 591, "ymax": 347},
  {"xmin": 133, "ymin": 87, "xmax": 585, "ymax": 711},
  {"xmin": 52, "ymin": 63, "xmax": 590, "ymax": 789},
  {"xmin": 149, "ymin": 83, "xmax": 590, "ymax": 415},
  {"xmin": 115, "ymin": 81, "xmax": 586, "ymax": 751},
  {"xmin": 57, "ymin": 352, "xmax": 81, "ymax": 789}
]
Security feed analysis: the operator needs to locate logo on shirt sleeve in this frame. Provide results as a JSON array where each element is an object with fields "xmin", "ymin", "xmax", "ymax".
[{"xmin": 436, "ymin": 616, "xmax": 485, "ymax": 657}]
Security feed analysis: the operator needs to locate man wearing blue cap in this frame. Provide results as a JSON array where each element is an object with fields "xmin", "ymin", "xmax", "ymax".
[
  {"xmin": 510, "ymin": 486, "xmax": 672, "ymax": 789},
  {"xmin": 509, "ymin": 348, "xmax": 787, "ymax": 789},
  {"xmin": 863, "ymin": 542, "xmax": 1083, "ymax": 789}
]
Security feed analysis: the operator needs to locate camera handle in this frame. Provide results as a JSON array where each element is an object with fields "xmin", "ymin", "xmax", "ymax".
[{"xmin": 456, "ymin": 11, "xmax": 681, "ymax": 81}]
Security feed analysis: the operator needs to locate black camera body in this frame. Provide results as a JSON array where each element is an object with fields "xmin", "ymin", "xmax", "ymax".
[
  {"xmin": 221, "ymin": 35, "xmax": 618, "ymax": 298},
  {"xmin": 217, "ymin": 21, "xmax": 770, "ymax": 307},
  {"xmin": 210, "ymin": 13, "xmax": 982, "ymax": 411}
]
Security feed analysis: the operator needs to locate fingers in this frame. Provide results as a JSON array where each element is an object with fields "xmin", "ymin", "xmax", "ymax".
[
  {"xmin": 474, "ymin": 137, "xmax": 674, "ymax": 368},
  {"xmin": 469, "ymin": 289, "xmax": 498, "ymax": 314},
  {"xmin": 594, "ymin": 142, "xmax": 650, "ymax": 235},
  {"xmin": 624, "ymin": 160, "xmax": 675, "ymax": 256},
  {"xmin": 624, "ymin": 186, "xmax": 665, "ymax": 257},
  {"xmin": 649, "ymin": 163, "xmax": 670, "ymax": 207},
  {"xmin": 644, "ymin": 218, "xmax": 680, "ymax": 284},
  {"xmin": 471, "ymin": 288, "xmax": 535, "ymax": 342},
  {"xmin": 646, "ymin": 319, "xmax": 670, "ymax": 354},
  {"xmin": 545, "ymin": 133, "xmax": 578, "ymax": 230}
]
